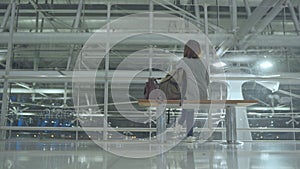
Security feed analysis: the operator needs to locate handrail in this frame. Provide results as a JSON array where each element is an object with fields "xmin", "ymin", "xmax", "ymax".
[{"xmin": 2, "ymin": 126, "xmax": 300, "ymax": 133}]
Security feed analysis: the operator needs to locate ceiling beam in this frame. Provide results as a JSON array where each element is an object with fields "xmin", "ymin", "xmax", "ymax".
[
  {"xmin": 1, "ymin": 70, "xmax": 300, "ymax": 85},
  {"xmin": 0, "ymin": 32, "xmax": 299, "ymax": 47},
  {"xmin": 245, "ymin": 35, "xmax": 300, "ymax": 47}
]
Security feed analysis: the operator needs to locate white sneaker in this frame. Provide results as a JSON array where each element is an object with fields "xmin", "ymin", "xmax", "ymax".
[
  {"xmin": 185, "ymin": 136, "xmax": 196, "ymax": 143},
  {"xmin": 174, "ymin": 124, "xmax": 182, "ymax": 134}
]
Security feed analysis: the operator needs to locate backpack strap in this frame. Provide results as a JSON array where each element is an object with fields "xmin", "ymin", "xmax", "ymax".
[{"xmin": 181, "ymin": 69, "xmax": 187, "ymax": 100}]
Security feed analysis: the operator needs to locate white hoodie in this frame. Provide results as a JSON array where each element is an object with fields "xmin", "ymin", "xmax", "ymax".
[{"xmin": 174, "ymin": 57, "xmax": 210, "ymax": 100}]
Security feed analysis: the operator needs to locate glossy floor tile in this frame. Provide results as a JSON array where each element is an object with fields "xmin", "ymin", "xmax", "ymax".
[{"xmin": 1, "ymin": 139, "xmax": 300, "ymax": 169}]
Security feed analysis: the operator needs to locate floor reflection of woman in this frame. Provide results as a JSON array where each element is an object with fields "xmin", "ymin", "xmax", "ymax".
[{"xmin": 186, "ymin": 148, "xmax": 195, "ymax": 169}]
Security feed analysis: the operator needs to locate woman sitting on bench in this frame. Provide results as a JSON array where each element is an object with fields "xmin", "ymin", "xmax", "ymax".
[{"xmin": 174, "ymin": 40, "xmax": 210, "ymax": 142}]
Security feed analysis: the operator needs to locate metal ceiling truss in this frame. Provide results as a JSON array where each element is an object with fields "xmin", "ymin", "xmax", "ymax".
[
  {"xmin": 287, "ymin": 0, "xmax": 300, "ymax": 35},
  {"xmin": 29, "ymin": 0, "xmax": 59, "ymax": 32},
  {"xmin": 216, "ymin": 0, "xmax": 289, "ymax": 56},
  {"xmin": 0, "ymin": 2, "xmax": 11, "ymax": 32}
]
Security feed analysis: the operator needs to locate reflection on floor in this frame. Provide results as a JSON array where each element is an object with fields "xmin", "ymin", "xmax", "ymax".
[{"xmin": 1, "ymin": 139, "xmax": 300, "ymax": 169}]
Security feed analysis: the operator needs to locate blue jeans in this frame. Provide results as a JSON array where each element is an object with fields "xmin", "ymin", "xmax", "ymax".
[{"xmin": 178, "ymin": 109, "xmax": 194, "ymax": 137}]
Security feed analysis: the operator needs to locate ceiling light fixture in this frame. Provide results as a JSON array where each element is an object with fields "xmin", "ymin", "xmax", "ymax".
[
  {"xmin": 260, "ymin": 61, "xmax": 273, "ymax": 69},
  {"xmin": 212, "ymin": 61, "xmax": 226, "ymax": 68},
  {"xmin": 0, "ymin": 49, "xmax": 8, "ymax": 53},
  {"xmin": 0, "ymin": 55, "xmax": 4, "ymax": 61}
]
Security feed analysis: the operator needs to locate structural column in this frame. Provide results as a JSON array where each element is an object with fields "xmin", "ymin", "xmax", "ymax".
[
  {"xmin": 103, "ymin": 2, "xmax": 111, "ymax": 140},
  {"xmin": 229, "ymin": 0, "xmax": 238, "ymax": 32},
  {"xmin": 1, "ymin": 0, "xmax": 15, "ymax": 139}
]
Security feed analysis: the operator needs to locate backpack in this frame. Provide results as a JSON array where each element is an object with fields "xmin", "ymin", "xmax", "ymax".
[
  {"xmin": 159, "ymin": 73, "xmax": 181, "ymax": 100},
  {"xmin": 144, "ymin": 78, "xmax": 159, "ymax": 99},
  {"xmin": 143, "ymin": 69, "xmax": 186, "ymax": 100}
]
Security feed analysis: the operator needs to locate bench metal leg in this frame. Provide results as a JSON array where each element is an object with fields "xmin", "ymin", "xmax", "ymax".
[
  {"xmin": 156, "ymin": 106, "xmax": 166, "ymax": 143},
  {"xmin": 225, "ymin": 106, "xmax": 241, "ymax": 144}
]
